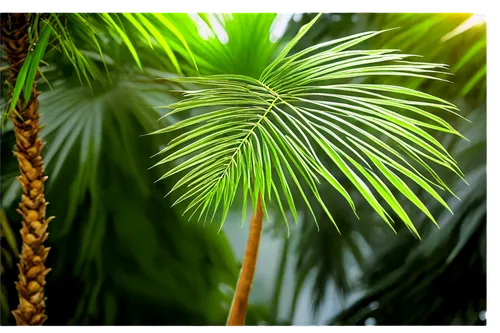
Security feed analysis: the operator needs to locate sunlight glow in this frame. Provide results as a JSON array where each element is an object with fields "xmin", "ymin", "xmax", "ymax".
[
  {"xmin": 270, "ymin": 14, "xmax": 294, "ymax": 43},
  {"xmin": 479, "ymin": 310, "xmax": 486, "ymax": 321},
  {"xmin": 293, "ymin": 13, "xmax": 303, "ymax": 22},
  {"xmin": 191, "ymin": 13, "xmax": 300, "ymax": 45},
  {"xmin": 441, "ymin": 14, "xmax": 486, "ymax": 42},
  {"xmin": 369, "ymin": 301, "xmax": 380, "ymax": 311},
  {"xmin": 210, "ymin": 14, "xmax": 229, "ymax": 44},
  {"xmin": 189, "ymin": 14, "xmax": 213, "ymax": 40},
  {"xmin": 191, "ymin": 14, "xmax": 229, "ymax": 44},
  {"xmin": 364, "ymin": 317, "xmax": 377, "ymax": 325}
]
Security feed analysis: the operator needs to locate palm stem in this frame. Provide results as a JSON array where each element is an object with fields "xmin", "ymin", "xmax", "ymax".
[
  {"xmin": 1, "ymin": 13, "xmax": 53, "ymax": 326},
  {"xmin": 226, "ymin": 193, "xmax": 263, "ymax": 326}
]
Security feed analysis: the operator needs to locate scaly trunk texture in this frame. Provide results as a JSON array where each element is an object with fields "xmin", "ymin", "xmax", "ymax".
[
  {"xmin": 227, "ymin": 194, "xmax": 263, "ymax": 326},
  {"xmin": 1, "ymin": 13, "xmax": 53, "ymax": 326}
]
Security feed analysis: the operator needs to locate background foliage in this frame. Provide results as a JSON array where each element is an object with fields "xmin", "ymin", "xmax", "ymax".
[{"xmin": 1, "ymin": 13, "xmax": 486, "ymax": 325}]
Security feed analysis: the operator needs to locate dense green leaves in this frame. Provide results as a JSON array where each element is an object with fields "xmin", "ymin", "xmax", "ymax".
[
  {"xmin": 4, "ymin": 13, "xmax": 198, "ymax": 117},
  {"xmin": 0, "ymin": 46, "xmax": 240, "ymax": 324},
  {"xmin": 369, "ymin": 13, "xmax": 486, "ymax": 101},
  {"xmin": 0, "ymin": 12, "xmax": 241, "ymax": 319},
  {"xmin": 165, "ymin": 13, "xmax": 280, "ymax": 78},
  {"xmin": 152, "ymin": 14, "xmax": 465, "ymax": 238},
  {"xmin": 0, "ymin": 12, "xmax": 484, "ymax": 326},
  {"xmin": 330, "ymin": 107, "xmax": 486, "ymax": 325}
]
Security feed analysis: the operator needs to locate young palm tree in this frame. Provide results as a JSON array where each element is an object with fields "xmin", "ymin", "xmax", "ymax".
[
  {"xmin": 1, "ymin": 13, "xmax": 196, "ymax": 325},
  {"xmin": 2, "ymin": 13, "xmax": 55, "ymax": 326},
  {"xmin": 151, "ymin": 14, "xmax": 466, "ymax": 325}
]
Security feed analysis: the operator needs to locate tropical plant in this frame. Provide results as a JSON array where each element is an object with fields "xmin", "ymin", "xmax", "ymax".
[
  {"xmin": 1, "ymin": 13, "xmax": 285, "ymax": 326},
  {"xmin": 278, "ymin": 12, "xmax": 485, "ymax": 325},
  {"xmin": 150, "ymin": 13, "xmax": 465, "ymax": 325},
  {"xmin": 330, "ymin": 105, "xmax": 486, "ymax": 325},
  {"xmin": 1, "ymin": 31, "xmax": 248, "ymax": 325},
  {"xmin": 0, "ymin": 12, "xmax": 196, "ymax": 325},
  {"xmin": 289, "ymin": 13, "xmax": 486, "ymax": 98},
  {"xmin": 2, "ymin": 13, "xmax": 58, "ymax": 325},
  {"xmin": 368, "ymin": 13, "xmax": 486, "ymax": 102},
  {"xmin": 165, "ymin": 13, "xmax": 279, "ymax": 77}
]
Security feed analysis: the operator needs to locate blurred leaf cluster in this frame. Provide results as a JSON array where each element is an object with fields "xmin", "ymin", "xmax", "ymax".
[
  {"xmin": 1, "ymin": 14, "xmax": 275, "ymax": 325},
  {"xmin": 281, "ymin": 13, "xmax": 486, "ymax": 326}
]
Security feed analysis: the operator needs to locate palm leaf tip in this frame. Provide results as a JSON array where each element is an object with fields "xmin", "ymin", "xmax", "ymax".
[{"xmin": 151, "ymin": 19, "xmax": 464, "ymax": 237}]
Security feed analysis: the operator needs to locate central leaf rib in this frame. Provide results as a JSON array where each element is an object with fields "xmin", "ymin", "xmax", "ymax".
[{"xmin": 212, "ymin": 93, "xmax": 279, "ymax": 188}]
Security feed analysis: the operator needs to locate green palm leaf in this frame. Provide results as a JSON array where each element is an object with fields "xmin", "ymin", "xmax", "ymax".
[
  {"xmin": 330, "ymin": 107, "xmax": 486, "ymax": 325},
  {"xmin": 165, "ymin": 13, "xmax": 279, "ymax": 77},
  {"xmin": 4, "ymin": 13, "xmax": 198, "ymax": 117},
  {"xmin": 369, "ymin": 13, "xmax": 486, "ymax": 100},
  {"xmin": 151, "ymin": 14, "xmax": 465, "ymax": 238}
]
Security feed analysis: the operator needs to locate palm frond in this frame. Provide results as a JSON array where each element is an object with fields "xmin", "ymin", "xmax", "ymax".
[
  {"xmin": 330, "ymin": 107, "xmax": 486, "ymax": 325},
  {"xmin": 151, "ymin": 14, "xmax": 465, "ymax": 239},
  {"xmin": 4, "ymin": 13, "xmax": 198, "ymax": 117},
  {"xmin": 165, "ymin": 13, "xmax": 280, "ymax": 77},
  {"xmin": 369, "ymin": 13, "xmax": 486, "ymax": 100},
  {"xmin": 1, "ymin": 43, "xmax": 240, "ymax": 323}
]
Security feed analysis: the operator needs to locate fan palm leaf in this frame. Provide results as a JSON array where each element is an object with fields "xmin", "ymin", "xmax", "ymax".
[
  {"xmin": 165, "ymin": 13, "xmax": 279, "ymax": 78},
  {"xmin": 1, "ymin": 12, "xmax": 197, "ymax": 325},
  {"xmin": 2, "ymin": 32, "xmax": 245, "ymax": 324},
  {"xmin": 151, "ymin": 14, "xmax": 465, "ymax": 325}
]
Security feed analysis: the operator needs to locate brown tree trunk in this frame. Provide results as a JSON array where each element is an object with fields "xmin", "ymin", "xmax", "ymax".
[
  {"xmin": 226, "ymin": 194, "xmax": 263, "ymax": 326},
  {"xmin": 1, "ymin": 13, "xmax": 53, "ymax": 326}
]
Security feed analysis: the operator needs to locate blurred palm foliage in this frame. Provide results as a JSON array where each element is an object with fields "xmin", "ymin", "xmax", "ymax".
[
  {"xmin": 1, "ymin": 13, "xmax": 486, "ymax": 326},
  {"xmin": 281, "ymin": 13, "xmax": 486, "ymax": 325},
  {"xmin": 330, "ymin": 105, "xmax": 486, "ymax": 325},
  {"xmin": 166, "ymin": 13, "xmax": 279, "ymax": 77},
  {"xmin": 2, "ymin": 13, "xmax": 200, "ymax": 122},
  {"xmin": 1, "ymin": 13, "xmax": 277, "ymax": 325}
]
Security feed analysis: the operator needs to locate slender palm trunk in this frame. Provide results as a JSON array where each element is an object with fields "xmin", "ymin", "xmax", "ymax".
[
  {"xmin": 226, "ymin": 194, "xmax": 263, "ymax": 326},
  {"xmin": 1, "ymin": 13, "xmax": 53, "ymax": 326}
]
